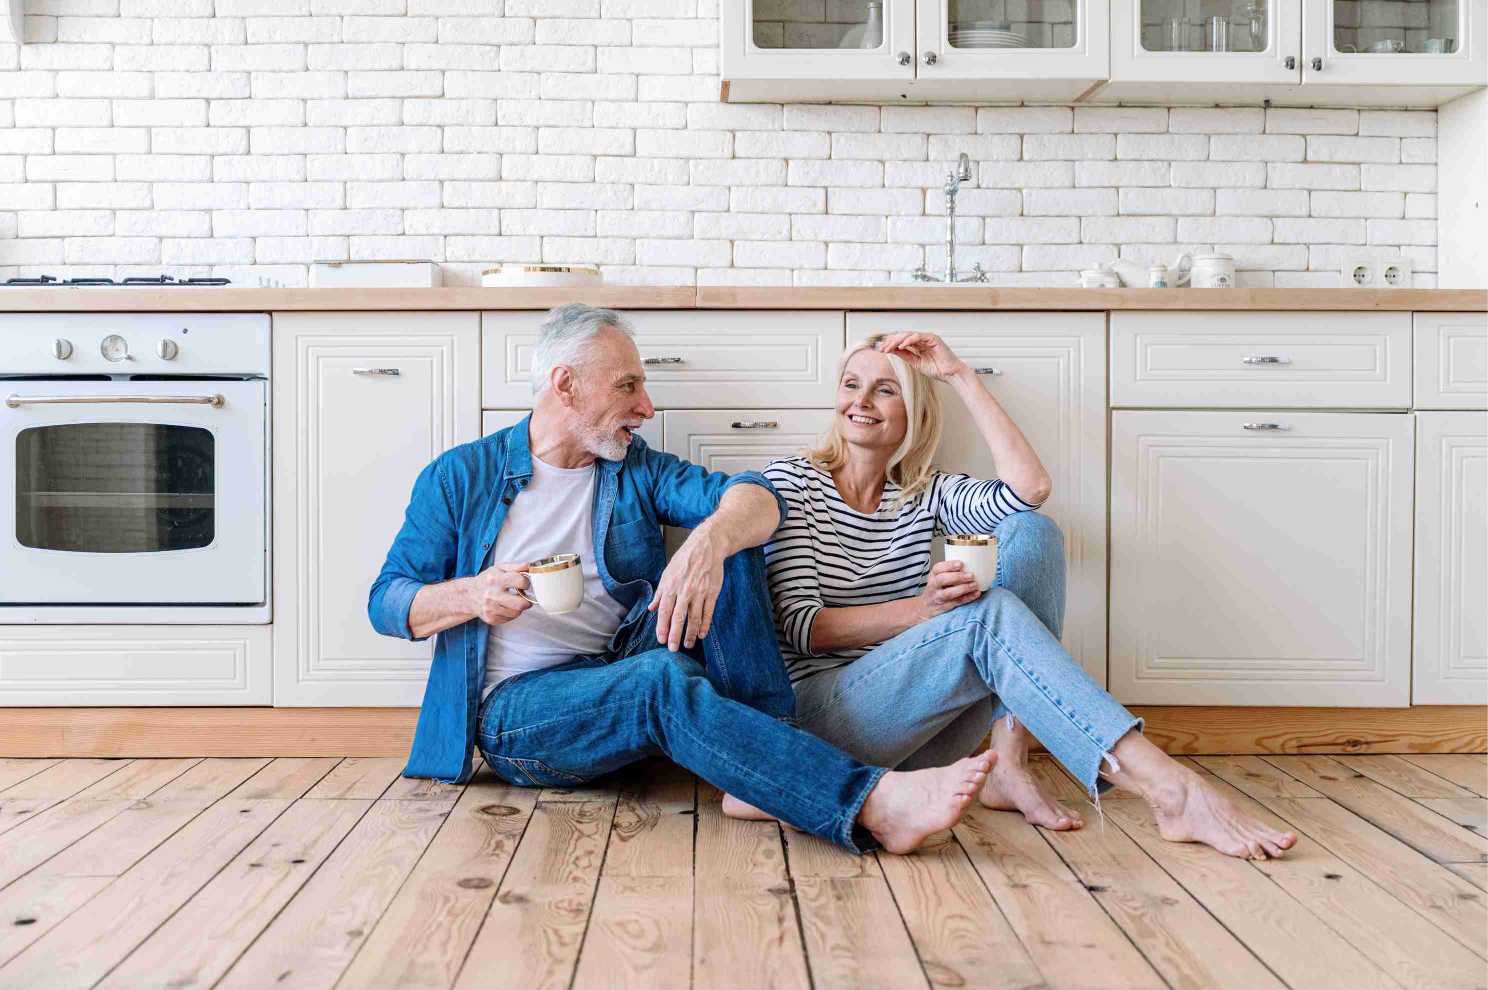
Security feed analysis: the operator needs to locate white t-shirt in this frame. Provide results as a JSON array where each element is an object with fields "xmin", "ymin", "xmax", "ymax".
[{"xmin": 481, "ymin": 455, "xmax": 629, "ymax": 702}]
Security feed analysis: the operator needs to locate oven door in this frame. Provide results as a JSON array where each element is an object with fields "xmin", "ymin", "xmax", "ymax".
[{"xmin": 1, "ymin": 379, "xmax": 267, "ymax": 605}]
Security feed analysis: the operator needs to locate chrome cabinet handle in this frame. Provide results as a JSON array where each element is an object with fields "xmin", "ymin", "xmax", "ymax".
[
  {"xmin": 1284, "ymin": 55, "xmax": 1296, "ymax": 70},
  {"xmin": 922, "ymin": 50, "xmax": 938, "ymax": 65},
  {"xmin": 1242, "ymin": 422, "xmax": 1290, "ymax": 431},
  {"xmin": 896, "ymin": 51, "xmax": 911, "ymax": 65},
  {"xmin": 1311, "ymin": 56, "xmax": 1323, "ymax": 70},
  {"xmin": 1241, "ymin": 355, "xmax": 1291, "ymax": 365},
  {"xmin": 731, "ymin": 420, "xmax": 778, "ymax": 430},
  {"xmin": 643, "ymin": 356, "xmax": 684, "ymax": 365},
  {"xmin": 972, "ymin": 366, "xmax": 1003, "ymax": 376},
  {"xmin": 6, "ymin": 393, "xmax": 224, "ymax": 408},
  {"xmin": 353, "ymin": 368, "xmax": 400, "ymax": 376}
]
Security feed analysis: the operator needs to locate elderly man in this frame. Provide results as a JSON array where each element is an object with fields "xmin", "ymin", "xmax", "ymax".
[{"xmin": 370, "ymin": 303, "xmax": 993, "ymax": 854}]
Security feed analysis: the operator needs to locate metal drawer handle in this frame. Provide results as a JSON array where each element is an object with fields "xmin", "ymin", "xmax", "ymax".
[
  {"xmin": 1242, "ymin": 355, "xmax": 1291, "ymax": 365},
  {"xmin": 972, "ymin": 366, "xmax": 1003, "ymax": 376},
  {"xmin": 6, "ymin": 393, "xmax": 224, "ymax": 408},
  {"xmin": 643, "ymin": 356, "xmax": 684, "ymax": 365},
  {"xmin": 353, "ymin": 368, "xmax": 401, "ymax": 376},
  {"xmin": 731, "ymin": 420, "xmax": 778, "ymax": 430},
  {"xmin": 1242, "ymin": 422, "xmax": 1291, "ymax": 431}
]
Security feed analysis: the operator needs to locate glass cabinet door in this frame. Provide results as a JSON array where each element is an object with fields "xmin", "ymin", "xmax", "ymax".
[
  {"xmin": 736, "ymin": 0, "xmax": 916, "ymax": 78},
  {"xmin": 1306, "ymin": 0, "xmax": 1483, "ymax": 86},
  {"xmin": 917, "ymin": 0, "xmax": 1109, "ymax": 87},
  {"xmin": 1110, "ymin": 0, "xmax": 1303, "ymax": 83}
]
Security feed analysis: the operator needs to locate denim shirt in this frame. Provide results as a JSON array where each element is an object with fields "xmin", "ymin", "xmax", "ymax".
[{"xmin": 368, "ymin": 415, "xmax": 788, "ymax": 784}]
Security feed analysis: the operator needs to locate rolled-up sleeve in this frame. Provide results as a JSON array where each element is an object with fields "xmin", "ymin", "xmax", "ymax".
[
  {"xmin": 643, "ymin": 443, "xmax": 786, "ymax": 531},
  {"xmin": 368, "ymin": 456, "xmax": 461, "ymax": 642}
]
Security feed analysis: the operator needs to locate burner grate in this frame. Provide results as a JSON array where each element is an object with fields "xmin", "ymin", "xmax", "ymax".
[{"xmin": 3, "ymin": 275, "xmax": 232, "ymax": 287}]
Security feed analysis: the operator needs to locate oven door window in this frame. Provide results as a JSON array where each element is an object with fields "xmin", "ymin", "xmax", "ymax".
[{"xmin": 15, "ymin": 422, "xmax": 215, "ymax": 553}]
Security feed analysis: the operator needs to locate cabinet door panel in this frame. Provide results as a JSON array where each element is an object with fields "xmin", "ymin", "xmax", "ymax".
[
  {"xmin": 661, "ymin": 409, "xmax": 834, "ymax": 555},
  {"xmin": 848, "ymin": 312, "xmax": 1107, "ymax": 685},
  {"xmin": 1304, "ymin": 0, "xmax": 1486, "ymax": 88},
  {"xmin": 1111, "ymin": 410, "xmax": 1413, "ymax": 706},
  {"xmin": 483, "ymin": 310, "xmax": 844, "ymax": 409},
  {"xmin": 1415, "ymin": 312, "xmax": 1488, "ymax": 410},
  {"xmin": 1413, "ymin": 411, "xmax": 1488, "ymax": 704},
  {"xmin": 1109, "ymin": 0, "xmax": 1302, "ymax": 85},
  {"xmin": 273, "ymin": 312, "xmax": 479, "ymax": 707}
]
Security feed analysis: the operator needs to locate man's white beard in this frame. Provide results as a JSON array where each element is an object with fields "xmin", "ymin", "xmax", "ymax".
[{"xmin": 580, "ymin": 422, "xmax": 628, "ymax": 461}]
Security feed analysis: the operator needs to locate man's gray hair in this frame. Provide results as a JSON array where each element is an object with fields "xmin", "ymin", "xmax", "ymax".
[{"xmin": 530, "ymin": 303, "xmax": 634, "ymax": 394}]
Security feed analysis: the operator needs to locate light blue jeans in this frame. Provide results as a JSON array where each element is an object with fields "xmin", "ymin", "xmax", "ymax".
[{"xmin": 793, "ymin": 512, "xmax": 1142, "ymax": 798}]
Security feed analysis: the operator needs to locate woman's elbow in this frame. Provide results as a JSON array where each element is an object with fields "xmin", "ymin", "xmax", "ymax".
[{"xmin": 1020, "ymin": 475, "xmax": 1053, "ymax": 506}]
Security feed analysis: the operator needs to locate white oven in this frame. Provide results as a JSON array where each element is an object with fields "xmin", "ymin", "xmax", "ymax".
[{"xmin": 0, "ymin": 313, "xmax": 270, "ymax": 622}]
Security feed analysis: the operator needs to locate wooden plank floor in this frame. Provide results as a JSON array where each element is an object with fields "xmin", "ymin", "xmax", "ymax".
[{"xmin": 0, "ymin": 753, "xmax": 1483, "ymax": 990}]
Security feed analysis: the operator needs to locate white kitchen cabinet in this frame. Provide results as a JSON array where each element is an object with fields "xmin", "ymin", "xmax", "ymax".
[
  {"xmin": 661, "ymin": 409, "xmax": 835, "ymax": 553},
  {"xmin": 482, "ymin": 310, "xmax": 843, "ymax": 409},
  {"xmin": 848, "ymin": 312, "xmax": 1108, "ymax": 686},
  {"xmin": 1415, "ymin": 312, "xmax": 1488, "ymax": 411},
  {"xmin": 1111, "ymin": 310, "xmax": 1413, "ymax": 410},
  {"xmin": 273, "ymin": 312, "xmax": 480, "ymax": 707},
  {"xmin": 723, "ymin": 0, "xmax": 1108, "ymax": 102},
  {"xmin": 1110, "ymin": 410, "xmax": 1414, "ymax": 707},
  {"xmin": 0, "ymin": 626, "xmax": 270, "ymax": 705},
  {"xmin": 1100, "ymin": 0, "xmax": 1484, "ymax": 105},
  {"xmin": 1413, "ymin": 411, "xmax": 1487, "ymax": 705}
]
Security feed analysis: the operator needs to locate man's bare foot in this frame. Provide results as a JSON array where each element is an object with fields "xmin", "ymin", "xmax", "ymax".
[
  {"xmin": 721, "ymin": 793, "xmax": 774, "ymax": 821},
  {"xmin": 978, "ymin": 762, "xmax": 1083, "ymax": 830},
  {"xmin": 1147, "ymin": 765, "xmax": 1298, "ymax": 860},
  {"xmin": 859, "ymin": 753, "xmax": 994, "ymax": 855}
]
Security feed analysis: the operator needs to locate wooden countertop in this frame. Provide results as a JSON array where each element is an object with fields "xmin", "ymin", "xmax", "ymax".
[{"xmin": 0, "ymin": 286, "xmax": 1481, "ymax": 312}]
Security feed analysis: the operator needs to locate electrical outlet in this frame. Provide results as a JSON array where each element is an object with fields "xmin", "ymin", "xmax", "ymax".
[
  {"xmin": 1381, "ymin": 258, "xmax": 1412, "ymax": 287},
  {"xmin": 1339, "ymin": 252, "xmax": 1410, "ymax": 288}
]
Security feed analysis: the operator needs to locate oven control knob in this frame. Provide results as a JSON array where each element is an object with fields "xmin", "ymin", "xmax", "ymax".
[
  {"xmin": 51, "ymin": 338, "xmax": 73, "ymax": 360},
  {"xmin": 100, "ymin": 334, "xmax": 130, "ymax": 362},
  {"xmin": 157, "ymin": 339, "xmax": 179, "ymax": 360}
]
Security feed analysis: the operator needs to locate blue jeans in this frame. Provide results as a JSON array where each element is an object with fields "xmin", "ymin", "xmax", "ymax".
[
  {"xmin": 793, "ymin": 512, "xmax": 1142, "ymax": 798},
  {"xmin": 476, "ymin": 548, "xmax": 888, "ymax": 852}
]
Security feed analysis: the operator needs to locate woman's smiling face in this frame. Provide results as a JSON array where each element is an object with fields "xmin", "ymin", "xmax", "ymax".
[{"xmin": 836, "ymin": 347, "xmax": 908, "ymax": 454}]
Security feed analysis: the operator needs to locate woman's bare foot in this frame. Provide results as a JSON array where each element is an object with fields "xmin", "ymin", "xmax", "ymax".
[
  {"xmin": 1146, "ymin": 765, "xmax": 1298, "ymax": 860},
  {"xmin": 858, "ymin": 753, "xmax": 995, "ymax": 855},
  {"xmin": 978, "ymin": 717, "xmax": 1083, "ymax": 830},
  {"xmin": 721, "ymin": 793, "xmax": 774, "ymax": 821}
]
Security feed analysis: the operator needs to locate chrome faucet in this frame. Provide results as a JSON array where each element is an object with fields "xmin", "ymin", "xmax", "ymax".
[{"xmin": 911, "ymin": 152, "xmax": 988, "ymax": 284}]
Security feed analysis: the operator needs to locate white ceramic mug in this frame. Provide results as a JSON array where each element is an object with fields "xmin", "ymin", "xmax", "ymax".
[
  {"xmin": 945, "ymin": 534, "xmax": 998, "ymax": 593},
  {"xmin": 519, "ymin": 553, "xmax": 584, "ymax": 614}
]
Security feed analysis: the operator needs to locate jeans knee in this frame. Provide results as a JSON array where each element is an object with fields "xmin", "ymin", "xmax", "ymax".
[
  {"xmin": 630, "ymin": 650, "xmax": 704, "ymax": 705},
  {"xmin": 996, "ymin": 510, "xmax": 1064, "ymax": 559}
]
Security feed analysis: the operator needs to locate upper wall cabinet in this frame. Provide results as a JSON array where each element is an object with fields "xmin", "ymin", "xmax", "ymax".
[
  {"xmin": 722, "ymin": 0, "xmax": 1109, "ymax": 103},
  {"xmin": 1099, "ymin": 0, "xmax": 1486, "ymax": 105}
]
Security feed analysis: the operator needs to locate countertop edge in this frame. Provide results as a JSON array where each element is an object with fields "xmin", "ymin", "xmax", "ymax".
[{"xmin": 0, "ymin": 286, "xmax": 1481, "ymax": 312}]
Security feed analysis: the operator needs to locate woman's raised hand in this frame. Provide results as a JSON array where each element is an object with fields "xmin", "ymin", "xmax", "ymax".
[
  {"xmin": 916, "ymin": 560, "xmax": 982, "ymax": 621},
  {"xmin": 875, "ymin": 332, "xmax": 970, "ymax": 383}
]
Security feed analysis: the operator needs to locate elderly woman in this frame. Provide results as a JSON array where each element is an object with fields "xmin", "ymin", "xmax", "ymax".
[{"xmin": 743, "ymin": 331, "xmax": 1296, "ymax": 860}]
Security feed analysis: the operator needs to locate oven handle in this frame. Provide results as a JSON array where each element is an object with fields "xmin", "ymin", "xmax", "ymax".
[{"xmin": 5, "ymin": 393, "xmax": 226, "ymax": 409}]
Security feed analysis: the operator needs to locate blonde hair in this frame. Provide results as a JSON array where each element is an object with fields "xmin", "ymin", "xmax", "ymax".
[{"xmin": 805, "ymin": 336, "xmax": 943, "ymax": 510}]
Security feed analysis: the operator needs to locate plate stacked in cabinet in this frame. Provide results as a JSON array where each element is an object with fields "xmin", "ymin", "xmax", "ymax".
[{"xmin": 1110, "ymin": 309, "xmax": 1487, "ymax": 707}]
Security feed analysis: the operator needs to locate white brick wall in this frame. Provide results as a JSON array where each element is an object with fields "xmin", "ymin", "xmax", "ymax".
[{"xmin": 0, "ymin": 5, "xmax": 1439, "ymax": 287}]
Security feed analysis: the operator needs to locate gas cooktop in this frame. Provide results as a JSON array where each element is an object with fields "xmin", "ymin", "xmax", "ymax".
[{"xmin": 3, "ymin": 275, "xmax": 232, "ymax": 287}]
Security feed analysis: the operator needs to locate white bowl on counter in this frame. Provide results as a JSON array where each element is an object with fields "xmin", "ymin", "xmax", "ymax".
[{"xmin": 482, "ymin": 265, "xmax": 603, "ymax": 288}]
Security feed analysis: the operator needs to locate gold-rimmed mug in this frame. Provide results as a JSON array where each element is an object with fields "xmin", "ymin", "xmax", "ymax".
[
  {"xmin": 518, "ymin": 553, "xmax": 584, "ymax": 614},
  {"xmin": 945, "ymin": 534, "xmax": 998, "ymax": 592}
]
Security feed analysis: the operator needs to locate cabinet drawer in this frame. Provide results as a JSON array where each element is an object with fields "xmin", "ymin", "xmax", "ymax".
[
  {"xmin": 1111, "ymin": 311, "xmax": 1412, "ymax": 409},
  {"xmin": 1414, "ymin": 312, "xmax": 1488, "ymax": 410},
  {"xmin": 0, "ymin": 626, "xmax": 270, "ymax": 705},
  {"xmin": 1110, "ymin": 410, "xmax": 1413, "ymax": 707},
  {"xmin": 482, "ymin": 310, "xmax": 844, "ymax": 408}
]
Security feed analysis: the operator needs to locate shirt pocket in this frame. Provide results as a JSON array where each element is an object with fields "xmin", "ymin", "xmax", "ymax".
[{"xmin": 605, "ymin": 517, "xmax": 666, "ymax": 583}]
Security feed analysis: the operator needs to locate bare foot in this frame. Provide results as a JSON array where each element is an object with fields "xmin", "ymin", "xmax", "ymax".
[
  {"xmin": 1148, "ymin": 766, "xmax": 1298, "ymax": 860},
  {"xmin": 721, "ymin": 793, "xmax": 774, "ymax": 821},
  {"xmin": 978, "ymin": 762, "xmax": 1083, "ymax": 830},
  {"xmin": 859, "ymin": 753, "xmax": 995, "ymax": 855}
]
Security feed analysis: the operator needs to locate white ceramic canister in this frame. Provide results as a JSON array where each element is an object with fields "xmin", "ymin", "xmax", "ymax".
[
  {"xmin": 1189, "ymin": 252, "xmax": 1236, "ymax": 288},
  {"xmin": 1147, "ymin": 265, "xmax": 1169, "ymax": 288},
  {"xmin": 1079, "ymin": 266, "xmax": 1121, "ymax": 288},
  {"xmin": 482, "ymin": 264, "xmax": 603, "ymax": 288}
]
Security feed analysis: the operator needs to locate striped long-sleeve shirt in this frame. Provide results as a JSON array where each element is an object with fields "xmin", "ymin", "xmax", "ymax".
[{"xmin": 762, "ymin": 456, "xmax": 1041, "ymax": 684}]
